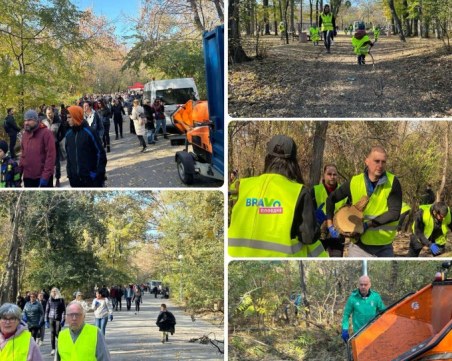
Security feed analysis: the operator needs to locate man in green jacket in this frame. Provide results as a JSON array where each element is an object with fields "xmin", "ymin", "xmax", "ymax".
[{"xmin": 341, "ymin": 275, "xmax": 385, "ymax": 342}]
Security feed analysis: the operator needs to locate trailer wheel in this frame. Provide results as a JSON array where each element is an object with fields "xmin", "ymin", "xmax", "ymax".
[{"xmin": 177, "ymin": 155, "xmax": 194, "ymax": 185}]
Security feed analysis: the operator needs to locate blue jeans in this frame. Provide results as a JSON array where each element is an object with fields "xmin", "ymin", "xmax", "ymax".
[
  {"xmin": 95, "ymin": 317, "xmax": 108, "ymax": 335},
  {"xmin": 155, "ymin": 117, "xmax": 166, "ymax": 135}
]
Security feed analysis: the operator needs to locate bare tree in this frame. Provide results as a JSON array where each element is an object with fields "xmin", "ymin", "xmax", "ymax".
[
  {"xmin": 0, "ymin": 193, "xmax": 24, "ymax": 304},
  {"xmin": 437, "ymin": 122, "xmax": 450, "ymax": 201},
  {"xmin": 309, "ymin": 121, "xmax": 329, "ymax": 187}
]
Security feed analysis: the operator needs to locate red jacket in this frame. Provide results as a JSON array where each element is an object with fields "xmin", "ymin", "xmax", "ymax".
[{"xmin": 19, "ymin": 123, "xmax": 56, "ymax": 181}]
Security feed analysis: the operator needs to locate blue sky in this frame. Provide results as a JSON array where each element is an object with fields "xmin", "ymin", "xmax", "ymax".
[{"xmin": 73, "ymin": 0, "xmax": 141, "ymax": 41}]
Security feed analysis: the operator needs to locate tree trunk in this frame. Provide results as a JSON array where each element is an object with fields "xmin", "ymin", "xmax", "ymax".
[
  {"xmin": 310, "ymin": 0, "xmax": 313, "ymax": 25},
  {"xmin": 273, "ymin": 0, "xmax": 279, "ymax": 35},
  {"xmin": 299, "ymin": 261, "xmax": 310, "ymax": 325},
  {"xmin": 229, "ymin": 0, "xmax": 252, "ymax": 63},
  {"xmin": 437, "ymin": 122, "xmax": 450, "ymax": 201},
  {"xmin": 389, "ymin": 260, "xmax": 399, "ymax": 291},
  {"xmin": 403, "ymin": 0, "xmax": 411, "ymax": 36},
  {"xmin": 263, "ymin": 0, "xmax": 271, "ymax": 34},
  {"xmin": 290, "ymin": 0, "xmax": 295, "ymax": 33},
  {"xmin": 213, "ymin": 0, "xmax": 224, "ymax": 22},
  {"xmin": 188, "ymin": 0, "xmax": 205, "ymax": 32},
  {"xmin": 0, "ymin": 193, "xmax": 24, "ymax": 304},
  {"xmin": 309, "ymin": 121, "xmax": 329, "ymax": 187},
  {"xmin": 387, "ymin": 0, "xmax": 406, "ymax": 41}
]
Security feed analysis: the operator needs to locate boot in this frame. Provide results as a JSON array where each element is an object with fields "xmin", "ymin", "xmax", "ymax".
[
  {"xmin": 55, "ymin": 179, "xmax": 61, "ymax": 187},
  {"xmin": 107, "ymin": 145, "xmax": 110, "ymax": 153},
  {"xmin": 166, "ymin": 334, "xmax": 169, "ymax": 341},
  {"xmin": 115, "ymin": 135, "xmax": 118, "ymax": 140}
]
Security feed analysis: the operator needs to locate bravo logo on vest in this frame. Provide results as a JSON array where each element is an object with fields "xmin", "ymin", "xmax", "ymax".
[{"xmin": 246, "ymin": 198, "xmax": 283, "ymax": 214}]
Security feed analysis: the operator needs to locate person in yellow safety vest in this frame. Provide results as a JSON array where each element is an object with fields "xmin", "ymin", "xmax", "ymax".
[
  {"xmin": 309, "ymin": 24, "xmax": 321, "ymax": 46},
  {"xmin": 397, "ymin": 201, "xmax": 411, "ymax": 234},
  {"xmin": 352, "ymin": 22, "xmax": 374, "ymax": 65},
  {"xmin": 279, "ymin": 21, "xmax": 286, "ymax": 40},
  {"xmin": 58, "ymin": 301, "xmax": 111, "ymax": 361},
  {"xmin": 0, "ymin": 303, "xmax": 43, "ymax": 361},
  {"xmin": 229, "ymin": 170, "xmax": 239, "ymax": 209},
  {"xmin": 318, "ymin": 4, "xmax": 336, "ymax": 53},
  {"xmin": 312, "ymin": 164, "xmax": 348, "ymax": 257},
  {"xmin": 326, "ymin": 146, "xmax": 402, "ymax": 257},
  {"xmin": 228, "ymin": 134, "xmax": 328, "ymax": 258},
  {"xmin": 408, "ymin": 202, "xmax": 452, "ymax": 257}
]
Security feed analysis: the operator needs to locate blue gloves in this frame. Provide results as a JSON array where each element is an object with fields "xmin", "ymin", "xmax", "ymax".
[
  {"xmin": 45, "ymin": 321, "xmax": 50, "ymax": 329},
  {"xmin": 328, "ymin": 225, "xmax": 340, "ymax": 239},
  {"xmin": 341, "ymin": 329, "xmax": 349, "ymax": 342},
  {"xmin": 315, "ymin": 203, "xmax": 326, "ymax": 224},
  {"xmin": 60, "ymin": 320, "xmax": 65, "ymax": 328},
  {"xmin": 39, "ymin": 178, "xmax": 48, "ymax": 187},
  {"xmin": 89, "ymin": 171, "xmax": 97, "ymax": 181},
  {"xmin": 430, "ymin": 243, "xmax": 441, "ymax": 256},
  {"xmin": 109, "ymin": 314, "xmax": 113, "ymax": 321},
  {"xmin": 22, "ymin": 314, "xmax": 28, "ymax": 323}
]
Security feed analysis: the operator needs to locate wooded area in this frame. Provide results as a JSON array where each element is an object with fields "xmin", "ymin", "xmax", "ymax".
[
  {"xmin": 0, "ymin": 191, "xmax": 224, "ymax": 315},
  {"xmin": 228, "ymin": 0, "xmax": 451, "ymax": 117},
  {"xmin": 0, "ymin": 0, "xmax": 223, "ymax": 115},
  {"xmin": 229, "ymin": 260, "xmax": 446, "ymax": 360},
  {"xmin": 229, "ymin": 0, "xmax": 451, "ymax": 62}
]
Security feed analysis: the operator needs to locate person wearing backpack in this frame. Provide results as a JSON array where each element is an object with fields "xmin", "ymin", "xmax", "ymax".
[{"xmin": 3, "ymin": 108, "xmax": 21, "ymax": 159}]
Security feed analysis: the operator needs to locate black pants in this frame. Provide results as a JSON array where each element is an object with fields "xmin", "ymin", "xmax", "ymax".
[
  {"xmin": 24, "ymin": 176, "xmax": 54, "ymax": 188},
  {"xmin": 49, "ymin": 319, "xmax": 61, "ymax": 349},
  {"xmin": 55, "ymin": 144, "xmax": 61, "ymax": 180},
  {"xmin": 137, "ymin": 135, "xmax": 146, "ymax": 149},
  {"xmin": 126, "ymin": 297, "xmax": 132, "ymax": 310},
  {"xmin": 320, "ymin": 236, "xmax": 345, "ymax": 257},
  {"xmin": 28, "ymin": 326, "xmax": 40, "ymax": 340},
  {"xmin": 408, "ymin": 234, "xmax": 445, "ymax": 257},
  {"xmin": 114, "ymin": 118, "xmax": 123, "ymax": 138},
  {"xmin": 69, "ymin": 176, "xmax": 103, "ymax": 188},
  {"xmin": 115, "ymin": 297, "xmax": 122, "ymax": 310},
  {"xmin": 103, "ymin": 122, "xmax": 110, "ymax": 147},
  {"xmin": 323, "ymin": 30, "xmax": 333, "ymax": 50},
  {"xmin": 130, "ymin": 119, "xmax": 136, "ymax": 134},
  {"xmin": 9, "ymin": 133, "xmax": 17, "ymax": 159},
  {"xmin": 135, "ymin": 299, "xmax": 140, "ymax": 312}
]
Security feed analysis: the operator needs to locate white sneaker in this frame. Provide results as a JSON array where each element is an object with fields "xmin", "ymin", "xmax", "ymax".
[{"xmin": 50, "ymin": 349, "xmax": 55, "ymax": 356}]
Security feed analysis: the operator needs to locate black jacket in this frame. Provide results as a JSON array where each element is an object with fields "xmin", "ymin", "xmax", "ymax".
[
  {"xmin": 4, "ymin": 114, "xmax": 21, "ymax": 136},
  {"xmin": 65, "ymin": 121, "xmax": 107, "ymax": 187},
  {"xmin": 45, "ymin": 297, "xmax": 66, "ymax": 321},
  {"xmin": 156, "ymin": 310, "xmax": 176, "ymax": 332},
  {"xmin": 111, "ymin": 104, "xmax": 125, "ymax": 122}
]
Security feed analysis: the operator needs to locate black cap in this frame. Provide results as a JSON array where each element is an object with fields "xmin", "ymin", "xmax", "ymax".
[{"xmin": 266, "ymin": 135, "xmax": 296, "ymax": 159}]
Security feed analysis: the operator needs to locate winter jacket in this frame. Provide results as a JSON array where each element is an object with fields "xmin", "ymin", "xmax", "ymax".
[
  {"xmin": 98, "ymin": 108, "xmax": 112, "ymax": 125},
  {"xmin": 143, "ymin": 104, "xmax": 155, "ymax": 130},
  {"xmin": 0, "ymin": 155, "xmax": 21, "ymax": 187},
  {"xmin": 19, "ymin": 123, "xmax": 56, "ymax": 181},
  {"xmin": 23, "ymin": 301, "xmax": 44, "ymax": 328},
  {"xmin": 84, "ymin": 110, "xmax": 104, "ymax": 139},
  {"xmin": 131, "ymin": 106, "xmax": 146, "ymax": 136},
  {"xmin": 0, "ymin": 324, "xmax": 43, "ymax": 361},
  {"xmin": 92, "ymin": 298, "xmax": 113, "ymax": 319},
  {"xmin": 45, "ymin": 297, "xmax": 66, "ymax": 321},
  {"xmin": 111, "ymin": 104, "xmax": 125, "ymax": 122},
  {"xmin": 4, "ymin": 114, "xmax": 21, "ymax": 136},
  {"xmin": 156, "ymin": 310, "xmax": 176, "ymax": 333},
  {"xmin": 65, "ymin": 121, "xmax": 107, "ymax": 187}
]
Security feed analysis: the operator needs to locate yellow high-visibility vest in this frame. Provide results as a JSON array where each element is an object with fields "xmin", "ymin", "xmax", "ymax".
[
  {"xmin": 320, "ymin": 13, "xmax": 334, "ymax": 31},
  {"xmin": 350, "ymin": 172, "xmax": 399, "ymax": 246},
  {"xmin": 413, "ymin": 205, "xmax": 451, "ymax": 246},
  {"xmin": 58, "ymin": 323, "xmax": 98, "ymax": 361},
  {"xmin": 313, "ymin": 183, "xmax": 347, "ymax": 216},
  {"xmin": 228, "ymin": 174, "xmax": 328, "ymax": 257},
  {"xmin": 0, "ymin": 329, "xmax": 31, "ymax": 361}
]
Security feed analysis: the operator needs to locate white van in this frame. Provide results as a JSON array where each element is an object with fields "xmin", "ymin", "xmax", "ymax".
[{"xmin": 143, "ymin": 78, "xmax": 199, "ymax": 129}]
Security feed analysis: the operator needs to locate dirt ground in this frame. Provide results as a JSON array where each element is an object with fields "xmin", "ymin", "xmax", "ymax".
[{"xmin": 228, "ymin": 34, "xmax": 452, "ymax": 118}]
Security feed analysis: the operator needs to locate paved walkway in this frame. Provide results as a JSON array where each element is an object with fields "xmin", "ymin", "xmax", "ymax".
[
  {"xmin": 58, "ymin": 114, "xmax": 222, "ymax": 188},
  {"xmin": 39, "ymin": 292, "xmax": 224, "ymax": 360}
]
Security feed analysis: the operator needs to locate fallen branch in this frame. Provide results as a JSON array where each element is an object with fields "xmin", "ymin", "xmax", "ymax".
[{"xmin": 189, "ymin": 332, "xmax": 224, "ymax": 354}]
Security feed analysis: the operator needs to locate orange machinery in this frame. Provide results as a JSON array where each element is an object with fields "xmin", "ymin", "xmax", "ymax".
[{"xmin": 349, "ymin": 263, "xmax": 452, "ymax": 361}]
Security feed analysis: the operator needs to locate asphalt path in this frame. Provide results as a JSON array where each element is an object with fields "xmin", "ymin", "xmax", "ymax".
[
  {"xmin": 39, "ymin": 292, "xmax": 224, "ymax": 360},
  {"xmin": 58, "ymin": 114, "xmax": 222, "ymax": 188}
]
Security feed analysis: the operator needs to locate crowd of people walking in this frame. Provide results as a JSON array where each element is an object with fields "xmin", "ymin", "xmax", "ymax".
[
  {"xmin": 0, "ymin": 283, "xmax": 177, "ymax": 360},
  {"xmin": 1, "ymin": 92, "xmax": 170, "ymax": 188}
]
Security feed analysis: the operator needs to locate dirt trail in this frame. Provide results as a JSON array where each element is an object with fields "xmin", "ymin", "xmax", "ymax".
[{"xmin": 229, "ymin": 34, "xmax": 452, "ymax": 118}]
